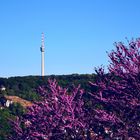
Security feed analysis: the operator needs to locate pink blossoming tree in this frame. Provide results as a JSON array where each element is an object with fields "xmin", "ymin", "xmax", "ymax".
[
  {"xmin": 90, "ymin": 38, "xmax": 140, "ymax": 139},
  {"xmin": 10, "ymin": 79, "xmax": 89, "ymax": 140}
]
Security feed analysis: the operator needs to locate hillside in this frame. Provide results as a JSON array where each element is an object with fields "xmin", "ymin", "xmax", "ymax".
[
  {"xmin": 0, "ymin": 74, "xmax": 96, "ymax": 139},
  {"xmin": 0, "ymin": 74, "xmax": 96, "ymax": 101},
  {"xmin": 5, "ymin": 95, "xmax": 33, "ymax": 107}
]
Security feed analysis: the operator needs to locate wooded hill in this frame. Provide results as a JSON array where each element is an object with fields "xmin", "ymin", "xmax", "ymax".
[
  {"xmin": 0, "ymin": 74, "xmax": 96, "ymax": 139},
  {"xmin": 0, "ymin": 74, "xmax": 96, "ymax": 102}
]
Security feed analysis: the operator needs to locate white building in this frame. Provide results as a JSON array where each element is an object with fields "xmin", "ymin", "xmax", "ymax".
[
  {"xmin": 0, "ymin": 86, "xmax": 6, "ymax": 91},
  {"xmin": 5, "ymin": 100, "xmax": 13, "ymax": 107}
]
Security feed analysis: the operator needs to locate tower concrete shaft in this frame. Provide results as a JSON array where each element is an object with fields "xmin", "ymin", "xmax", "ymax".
[{"xmin": 40, "ymin": 33, "xmax": 45, "ymax": 76}]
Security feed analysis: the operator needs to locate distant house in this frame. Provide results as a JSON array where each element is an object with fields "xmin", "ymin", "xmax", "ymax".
[
  {"xmin": 5, "ymin": 100, "xmax": 13, "ymax": 107},
  {"xmin": 0, "ymin": 96, "xmax": 13, "ymax": 108},
  {"xmin": 0, "ymin": 85, "xmax": 6, "ymax": 91}
]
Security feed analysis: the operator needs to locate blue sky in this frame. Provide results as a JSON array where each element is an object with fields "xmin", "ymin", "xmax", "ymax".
[{"xmin": 0, "ymin": 0, "xmax": 140, "ymax": 77}]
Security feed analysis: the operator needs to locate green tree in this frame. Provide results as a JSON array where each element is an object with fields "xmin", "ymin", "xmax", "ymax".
[{"xmin": 9, "ymin": 103, "xmax": 26, "ymax": 117}]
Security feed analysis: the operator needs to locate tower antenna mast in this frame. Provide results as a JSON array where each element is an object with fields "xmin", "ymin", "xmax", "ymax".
[{"xmin": 40, "ymin": 33, "xmax": 45, "ymax": 77}]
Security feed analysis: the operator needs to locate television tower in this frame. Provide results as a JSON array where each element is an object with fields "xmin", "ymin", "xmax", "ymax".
[{"xmin": 40, "ymin": 33, "xmax": 45, "ymax": 77}]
